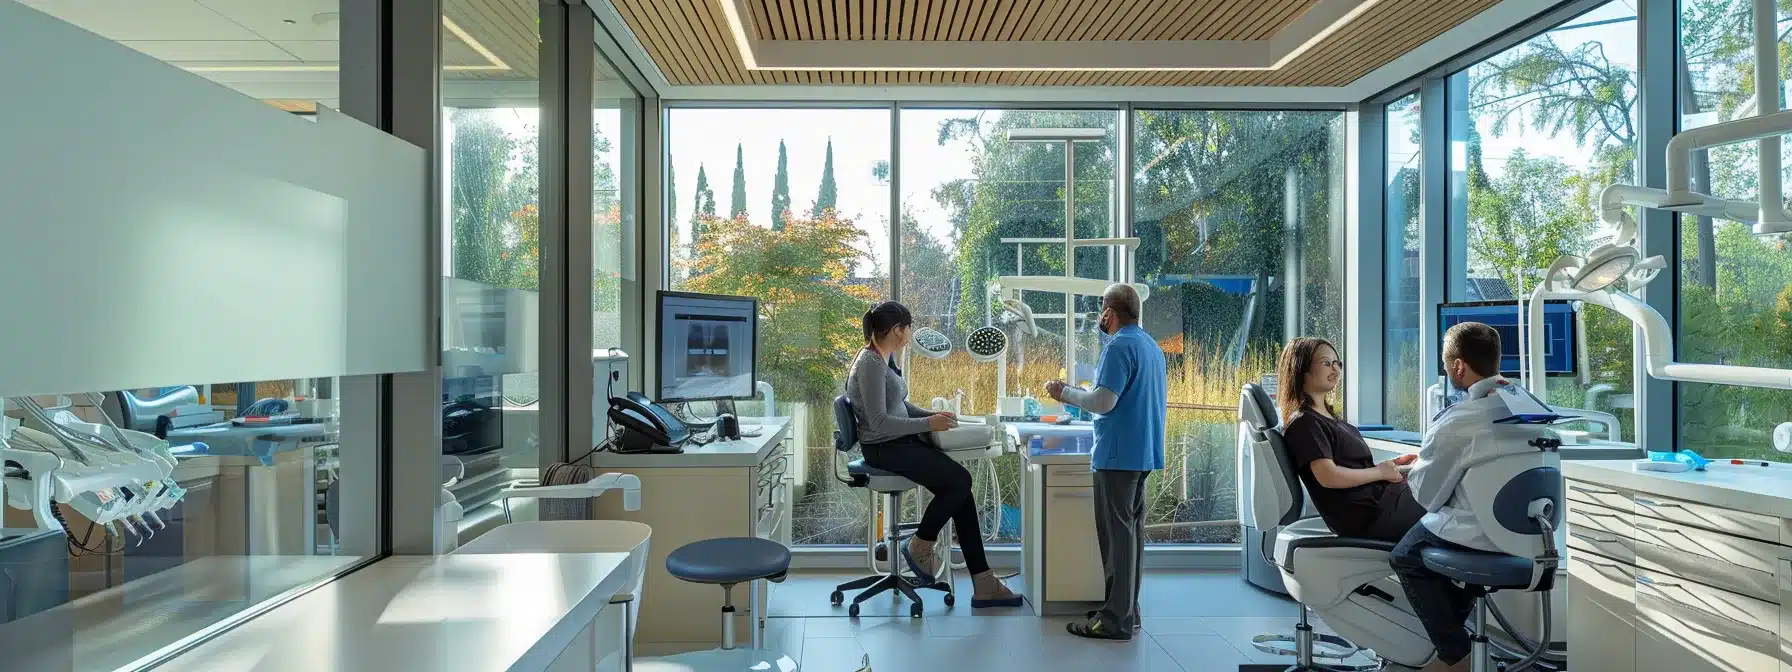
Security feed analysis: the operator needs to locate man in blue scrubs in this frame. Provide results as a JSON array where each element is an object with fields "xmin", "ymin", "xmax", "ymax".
[{"xmin": 1046, "ymin": 283, "xmax": 1167, "ymax": 641}]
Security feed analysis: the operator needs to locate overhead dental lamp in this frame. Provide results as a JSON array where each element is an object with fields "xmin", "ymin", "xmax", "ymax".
[
  {"xmin": 966, "ymin": 326, "xmax": 1009, "ymax": 363},
  {"xmin": 1568, "ymin": 245, "xmax": 1639, "ymax": 292},
  {"xmin": 909, "ymin": 327, "xmax": 953, "ymax": 359},
  {"xmin": 998, "ymin": 297, "xmax": 1039, "ymax": 337}
]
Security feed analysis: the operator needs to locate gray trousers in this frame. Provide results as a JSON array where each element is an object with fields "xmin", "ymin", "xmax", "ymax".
[{"xmin": 1093, "ymin": 469, "xmax": 1150, "ymax": 627}]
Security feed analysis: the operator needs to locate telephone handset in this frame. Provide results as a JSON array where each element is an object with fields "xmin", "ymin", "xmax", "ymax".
[{"xmin": 608, "ymin": 392, "xmax": 689, "ymax": 453}]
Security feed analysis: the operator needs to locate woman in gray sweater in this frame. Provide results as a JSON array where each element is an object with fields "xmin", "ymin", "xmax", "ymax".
[{"xmin": 849, "ymin": 302, "xmax": 1021, "ymax": 608}]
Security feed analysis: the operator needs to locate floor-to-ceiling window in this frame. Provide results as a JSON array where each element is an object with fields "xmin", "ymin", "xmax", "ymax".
[
  {"xmin": 1678, "ymin": 0, "xmax": 1792, "ymax": 462},
  {"xmin": 1385, "ymin": 94, "xmax": 1424, "ymax": 430},
  {"xmin": 899, "ymin": 108, "xmax": 1120, "ymax": 544},
  {"xmin": 593, "ymin": 49, "xmax": 640, "ymax": 353},
  {"xmin": 1448, "ymin": 1, "xmax": 1639, "ymax": 441},
  {"xmin": 666, "ymin": 107, "xmax": 892, "ymax": 545},
  {"xmin": 441, "ymin": 0, "xmax": 542, "ymax": 502},
  {"xmin": 1131, "ymin": 109, "xmax": 1346, "ymax": 544}
]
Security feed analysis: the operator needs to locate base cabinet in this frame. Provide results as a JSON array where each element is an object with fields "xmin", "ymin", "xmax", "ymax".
[{"xmin": 1567, "ymin": 553, "xmax": 1636, "ymax": 672}]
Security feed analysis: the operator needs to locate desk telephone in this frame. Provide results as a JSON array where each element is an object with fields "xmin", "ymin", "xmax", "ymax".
[{"xmin": 608, "ymin": 392, "xmax": 689, "ymax": 453}]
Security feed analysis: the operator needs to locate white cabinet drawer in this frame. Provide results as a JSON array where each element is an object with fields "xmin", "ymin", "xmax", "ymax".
[
  {"xmin": 1632, "ymin": 518, "xmax": 1785, "ymax": 604},
  {"xmin": 1567, "ymin": 480, "xmax": 1633, "ymax": 512},
  {"xmin": 1633, "ymin": 493, "xmax": 1782, "ymax": 545},
  {"xmin": 1046, "ymin": 465, "xmax": 1094, "ymax": 488},
  {"xmin": 1568, "ymin": 501, "xmax": 1636, "ymax": 564},
  {"xmin": 1566, "ymin": 554, "xmax": 1635, "ymax": 672},
  {"xmin": 1043, "ymin": 487, "xmax": 1104, "ymax": 602},
  {"xmin": 1634, "ymin": 569, "xmax": 1783, "ymax": 672}
]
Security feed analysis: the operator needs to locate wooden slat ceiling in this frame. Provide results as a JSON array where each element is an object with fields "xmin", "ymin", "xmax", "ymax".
[{"xmin": 609, "ymin": 0, "xmax": 1499, "ymax": 86}]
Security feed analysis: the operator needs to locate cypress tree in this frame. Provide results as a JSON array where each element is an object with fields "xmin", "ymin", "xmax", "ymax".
[
  {"xmin": 814, "ymin": 139, "xmax": 838, "ymax": 216},
  {"xmin": 729, "ymin": 144, "xmax": 748, "ymax": 219},
  {"xmin": 769, "ymin": 140, "xmax": 792, "ymax": 229}
]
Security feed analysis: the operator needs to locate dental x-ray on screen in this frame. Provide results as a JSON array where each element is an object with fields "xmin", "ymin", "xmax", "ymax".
[{"xmin": 656, "ymin": 291, "xmax": 758, "ymax": 402}]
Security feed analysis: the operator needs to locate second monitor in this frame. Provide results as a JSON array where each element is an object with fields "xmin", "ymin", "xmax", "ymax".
[{"xmin": 656, "ymin": 291, "xmax": 758, "ymax": 403}]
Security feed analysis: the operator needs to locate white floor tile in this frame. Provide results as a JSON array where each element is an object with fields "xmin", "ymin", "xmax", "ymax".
[
  {"xmin": 798, "ymin": 637, "xmax": 868, "ymax": 671},
  {"xmin": 1140, "ymin": 617, "xmax": 1220, "ymax": 636},
  {"xmin": 1151, "ymin": 634, "xmax": 1255, "ymax": 671}
]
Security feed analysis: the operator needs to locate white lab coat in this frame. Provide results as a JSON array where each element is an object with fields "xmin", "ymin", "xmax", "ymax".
[{"xmin": 1410, "ymin": 376, "xmax": 1545, "ymax": 552}]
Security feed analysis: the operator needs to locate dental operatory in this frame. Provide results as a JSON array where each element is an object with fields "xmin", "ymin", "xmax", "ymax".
[{"xmin": 11, "ymin": 0, "xmax": 1792, "ymax": 671}]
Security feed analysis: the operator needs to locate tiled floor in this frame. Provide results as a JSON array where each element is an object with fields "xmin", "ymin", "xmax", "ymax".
[{"xmin": 647, "ymin": 570, "xmax": 1384, "ymax": 671}]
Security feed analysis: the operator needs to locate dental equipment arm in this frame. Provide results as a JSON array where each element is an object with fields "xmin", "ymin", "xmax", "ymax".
[
  {"xmin": 501, "ymin": 473, "xmax": 643, "ymax": 511},
  {"xmin": 1056, "ymin": 385, "xmax": 1118, "ymax": 414}
]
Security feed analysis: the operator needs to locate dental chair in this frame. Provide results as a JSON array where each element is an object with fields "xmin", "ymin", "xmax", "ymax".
[
  {"xmin": 1241, "ymin": 383, "xmax": 1429, "ymax": 670},
  {"xmin": 1242, "ymin": 383, "xmax": 1564, "ymax": 671}
]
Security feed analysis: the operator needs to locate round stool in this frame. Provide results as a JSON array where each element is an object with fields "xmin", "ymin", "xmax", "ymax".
[{"xmin": 648, "ymin": 537, "xmax": 797, "ymax": 671}]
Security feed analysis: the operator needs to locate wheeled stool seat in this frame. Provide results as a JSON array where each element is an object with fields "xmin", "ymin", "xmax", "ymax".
[
  {"xmin": 828, "ymin": 395, "xmax": 953, "ymax": 619},
  {"xmin": 642, "ymin": 537, "xmax": 798, "ymax": 672}
]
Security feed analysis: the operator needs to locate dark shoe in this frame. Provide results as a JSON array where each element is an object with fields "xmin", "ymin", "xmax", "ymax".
[
  {"xmin": 1085, "ymin": 609, "xmax": 1140, "ymax": 629},
  {"xmin": 1066, "ymin": 612, "xmax": 1133, "ymax": 641}
]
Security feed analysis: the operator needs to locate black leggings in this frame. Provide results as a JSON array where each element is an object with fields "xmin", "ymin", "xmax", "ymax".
[{"xmin": 861, "ymin": 434, "xmax": 991, "ymax": 575}]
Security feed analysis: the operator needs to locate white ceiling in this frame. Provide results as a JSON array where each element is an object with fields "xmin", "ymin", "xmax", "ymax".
[{"xmin": 23, "ymin": 0, "xmax": 342, "ymax": 66}]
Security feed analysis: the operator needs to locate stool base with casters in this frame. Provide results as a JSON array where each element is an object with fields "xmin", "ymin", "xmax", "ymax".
[
  {"xmin": 649, "ymin": 537, "xmax": 802, "ymax": 671},
  {"xmin": 830, "ymin": 461, "xmax": 952, "ymax": 619},
  {"xmin": 1244, "ymin": 604, "xmax": 1377, "ymax": 672}
]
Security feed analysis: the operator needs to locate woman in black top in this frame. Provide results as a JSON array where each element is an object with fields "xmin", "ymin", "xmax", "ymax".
[{"xmin": 1275, "ymin": 337, "xmax": 1425, "ymax": 542}]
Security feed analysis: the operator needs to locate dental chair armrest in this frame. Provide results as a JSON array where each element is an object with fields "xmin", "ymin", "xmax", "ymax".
[{"xmin": 1288, "ymin": 537, "xmax": 1398, "ymax": 554}]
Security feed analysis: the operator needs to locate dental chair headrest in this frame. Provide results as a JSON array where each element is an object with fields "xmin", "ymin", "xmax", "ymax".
[{"xmin": 1240, "ymin": 384, "xmax": 1278, "ymax": 434}]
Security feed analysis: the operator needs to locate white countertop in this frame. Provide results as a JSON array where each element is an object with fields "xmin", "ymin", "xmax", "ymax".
[
  {"xmin": 1564, "ymin": 458, "xmax": 1792, "ymax": 520},
  {"xmin": 162, "ymin": 552, "xmax": 633, "ymax": 672},
  {"xmin": 589, "ymin": 417, "xmax": 790, "ymax": 468},
  {"xmin": 1007, "ymin": 421, "xmax": 1094, "ymax": 466},
  {"xmin": 0, "ymin": 555, "xmax": 364, "ymax": 672}
]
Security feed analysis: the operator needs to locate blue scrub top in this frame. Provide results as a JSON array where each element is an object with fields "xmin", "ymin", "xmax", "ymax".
[{"xmin": 1091, "ymin": 324, "xmax": 1167, "ymax": 472}]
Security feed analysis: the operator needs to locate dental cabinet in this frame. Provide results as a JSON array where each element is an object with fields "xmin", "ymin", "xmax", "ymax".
[
  {"xmin": 1014, "ymin": 422, "xmax": 1106, "ymax": 616},
  {"xmin": 587, "ymin": 416, "xmax": 793, "ymax": 652},
  {"xmin": 1563, "ymin": 460, "xmax": 1792, "ymax": 672}
]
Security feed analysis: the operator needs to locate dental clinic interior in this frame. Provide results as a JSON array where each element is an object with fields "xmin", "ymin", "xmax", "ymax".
[{"xmin": 11, "ymin": 0, "xmax": 1792, "ymax": 670}]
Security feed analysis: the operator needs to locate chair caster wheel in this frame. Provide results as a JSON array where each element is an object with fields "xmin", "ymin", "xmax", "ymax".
[
  {"xmin": 830, "ymin": 591, "xmax": 844, "ymax": 606},
  {"xmin": 848, "ymin": 603, "xmax": 861, "ymax": 618},
  {"xmin": 943, "ymin": 594, "xmax": 955, "ymax": 607},
  {"xmin": 910, "ymin": 603, "xmax": 924, "ymax": 619}
]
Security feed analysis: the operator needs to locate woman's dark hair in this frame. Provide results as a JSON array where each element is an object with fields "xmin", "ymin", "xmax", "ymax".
[
  {"xmin": 862, "ymin": 301, "xmax": 913, "ymax": 344},
  {"xmin": 1275, "ymin": 337, "xmax": 1338, "ymax": 425}
]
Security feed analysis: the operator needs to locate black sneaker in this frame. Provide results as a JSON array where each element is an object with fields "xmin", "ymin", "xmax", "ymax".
[{"xmin": 1066, "ymin": 612, "xmax": 1133, "ymax": 641}]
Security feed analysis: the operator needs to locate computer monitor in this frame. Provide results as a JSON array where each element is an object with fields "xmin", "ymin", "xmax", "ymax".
[
  {"xmin": 656, "ymin": 291, "xmax": 758, "ymax": 403},
  {"xmin": 1436, "ymin": 300, "xmax": 1579, "ymax": 377}
]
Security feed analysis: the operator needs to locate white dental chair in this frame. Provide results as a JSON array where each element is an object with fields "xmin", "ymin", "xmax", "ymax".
[
  {"xmin": 1243, "ymin": 383, "xmax": 1565, "ymax": 671},
  {"xmin": 1240, "ymin": 383, "xmax": 1430, "ymax": 671}
]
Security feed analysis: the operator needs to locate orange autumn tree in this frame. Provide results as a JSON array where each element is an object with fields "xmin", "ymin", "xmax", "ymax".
[{"xmin": 681, "ymin": 212, "xmax": 876, "ymax": 406}]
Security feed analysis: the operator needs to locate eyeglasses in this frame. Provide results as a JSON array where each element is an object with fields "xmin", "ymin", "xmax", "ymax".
[{"xmin": 1318, "ymin": 359, "xmax": 1345, "ymax": 371}]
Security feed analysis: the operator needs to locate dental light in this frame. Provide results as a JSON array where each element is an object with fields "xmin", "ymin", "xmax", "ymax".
[
  {"xmin": 966, "ymin": 326, "xmax": 1009, "ymax": 363},
  {"xmin": 909, "ymin": 327, "xmax": 953, "ymax": 359}
]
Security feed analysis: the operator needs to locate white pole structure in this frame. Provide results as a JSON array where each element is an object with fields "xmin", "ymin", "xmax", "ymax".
[{"xmin": 1006, "ymin": 128, "xmax": 1109, "ymax": 386}]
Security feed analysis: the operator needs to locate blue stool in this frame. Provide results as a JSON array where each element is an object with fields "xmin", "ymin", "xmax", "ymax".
[{"xmin": 664, "ymin": 537, "xmax": 791, "ymax": 654}]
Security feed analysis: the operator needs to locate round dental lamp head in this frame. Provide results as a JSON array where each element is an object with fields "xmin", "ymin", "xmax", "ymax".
[
  {"xmin": 966, "ymin": 326, "xmax": 1009, "ymax": 363},
  {"xmin": 909, "ymin": 327, "xmax": 952, "ymax": 359},
  {"xmin": 1570, "ymin": 244, "xmax": 1640, "ymax": 292}
]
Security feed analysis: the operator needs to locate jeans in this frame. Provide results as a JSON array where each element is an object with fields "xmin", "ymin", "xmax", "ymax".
[
  {"xmin": 861, "ymin": 434, "xmax": 991, "ymax": 575},
  {"xmin": 1389, "ymin": 524, "xmax": 1478, "ymax": 664}
]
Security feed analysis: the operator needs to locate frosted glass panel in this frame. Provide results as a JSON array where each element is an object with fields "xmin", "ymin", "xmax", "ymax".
[{"xmin": 0, "ymin": 2, "xmax": 428, "ymax": 398}]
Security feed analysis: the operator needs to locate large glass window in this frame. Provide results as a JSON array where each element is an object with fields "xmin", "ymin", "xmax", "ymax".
[
  {"xmin": 440, "ymin": 0, "xmax": 542, "ymax": 512},
  {"xmin": 899, "ymin": 108, "xmax": 1121, "ymax": 544},
  {"xmin": 1132, "ymin": 109, "xmax": 1346, "ymax": 544},
  {"xmin": 1450, "ymin": 2, "xmax": 1639, "ymax": 440},
  {"xmin": 1386, "ymin": 94, "xmax": 1424, "ymax": 430},
  {"xmin": 594, "ymin": 52, "xmax": 640, "ymax": 352},
  {"xmin": 667, "ymin": 108, "xmax": 892, "ymax": 545},
  {"xmin": 1678, "ymin": 1, "xmax": 1792, "ymax": 461}
]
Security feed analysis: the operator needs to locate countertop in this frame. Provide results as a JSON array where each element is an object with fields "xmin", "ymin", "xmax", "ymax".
[
  {"xmin": 1008, "ymin": 421, "xmax": 1094, "ymax": 466},
  {"xmin": 1564, "ymin": 458, "xmax": 1792, "ymax": 520},
  {"xmin": 588, "ymin": 417, "xmax": 790, "ymax": 468},
  {"xmin": 0, "ymin": 555, "xmax": 364, "ymax": 672},
  {"xmin": 162, "ymin": 552, "xmax": 633, "ymax": 672}
]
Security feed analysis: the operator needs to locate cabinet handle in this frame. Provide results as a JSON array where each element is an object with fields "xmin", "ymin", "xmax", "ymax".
[
  {"xmin": 1633, "ymin": 522, "xmax": 1683, "ymax": 535},
  {"xmin": 1572, "ymin": 555, "xmax": 1620, "ymax": 569},
  {"xmin": 1635, "ymin": 576, "xmax": 1765, "ymax": 632},
  {"xmin": 1634, "ymin": 497, "xmax": 1680, "ymax": 508},
  {"xmin": 1570, "ymin": 531, "xmax": 1619, "ymax": 545},
  {"xmin": 1569, "ymin": 484, "xmax": 1617, "ymax": 496}
]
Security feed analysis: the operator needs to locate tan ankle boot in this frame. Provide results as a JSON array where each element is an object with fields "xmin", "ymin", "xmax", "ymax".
[{"xmin": 903, "ymin": 536, "xmax": 942, "ymax": 581}]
